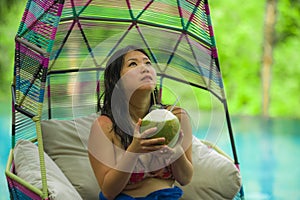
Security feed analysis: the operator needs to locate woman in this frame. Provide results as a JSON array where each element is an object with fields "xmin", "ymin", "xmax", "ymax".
[{"xmin": 88, "ymin": 45, "xmax": 193, "ymax": 200}]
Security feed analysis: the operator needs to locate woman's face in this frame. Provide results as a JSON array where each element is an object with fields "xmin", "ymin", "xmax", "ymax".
[{"xmin": 120, "ymin": 50, "xmax": 157, "ymax": 93}]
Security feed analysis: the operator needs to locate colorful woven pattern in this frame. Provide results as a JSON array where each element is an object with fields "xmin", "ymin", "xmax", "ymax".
[
  {"xmin": 9, "ymin": 0, "xmax": 64, "ymax": 199},
  {"xmin": 7, "ymin": 0, "xmax": 243, "ymax": 199},
  {"xmin": 50, "ymin": 0, "xmax": 224, "ymax": 98}
]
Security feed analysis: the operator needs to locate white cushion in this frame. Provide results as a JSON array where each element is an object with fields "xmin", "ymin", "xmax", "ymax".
[
  {"xmin": 14, "ymin": 140, "xmax": 82, "ymax": 200},
  {"xmin": 41, "ymin": 113, "xmax": 241, "ymax": 200},
  {"xmin": 176, "ymin": 136, "xmax": 242, "ymax": 200},
  {"xmin": 41, "ymin": 113, "xmax": 100, "ymax": 200}
]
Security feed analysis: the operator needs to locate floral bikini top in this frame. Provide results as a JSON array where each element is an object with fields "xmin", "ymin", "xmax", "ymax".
[{"xmin": 128, "ymin": 155, "xmax": 174, "ymax": 185}]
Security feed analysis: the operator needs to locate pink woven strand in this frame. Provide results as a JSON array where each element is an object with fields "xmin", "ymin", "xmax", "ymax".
[
  {"xmin": 235, "ymin": 163, "xmax": 241, "ymax": 170},
  {"xmin": 22, "ymin": 9, "xmax": 37, "ymax": 25},
  {"xmin": 177, "ymin": 1, "xmax": 184, "ymax": 19},
  {"xmin": 30, "ymin": 21, "xmax": 57, "ymax": 39},
  {"xmin": 96, "ymin": 80, "xmax": 100, "ymax": 93},
  {"xmin": 211, "ymin": 47, "xmax": 218, "ymax": 59},
  {"xmin": 42, "ymin": 57, "xmax": 50, "ymax": 69},
  {"xmin": 56, "ymin": 0, "xmax": 64, "ymax": 17},
  {"xmin": 188, "ymin": 0, "xmax": 201, "ymax": 23},
  {"xmin": 208, "ymin": 25, "xmax": 214, "ymax": 37},
  {"xmin": 204, "ymin": 2, "xmax": 210, "ymax": 15},
  {"xmin": 50, "ymin": 2, "xmax": 64, "ymax": 41},
  {"xmin": 18, "ymin": 44, "xmax": 43, "ymax": 61},
  {"xmin": 22, "ymin": 0, "xmax": 52, "ymax": 26},
  {"xmin": 7, "ymin": 177, "xmax": 42, "ymax": 199},
  {"xmin": 126, "ymin": 0, "xmax": 132, "ymax": 12}
]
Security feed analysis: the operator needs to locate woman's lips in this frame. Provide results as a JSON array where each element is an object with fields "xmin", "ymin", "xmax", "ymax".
[{"xmin": 141, "ymin": 75, "xmax": 152, "ymax": 81}]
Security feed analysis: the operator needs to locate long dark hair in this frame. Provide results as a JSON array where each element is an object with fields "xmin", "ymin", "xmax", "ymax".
[{"xmin": 100, "ymin": 45, "xmax": 159, "ymax": 149}]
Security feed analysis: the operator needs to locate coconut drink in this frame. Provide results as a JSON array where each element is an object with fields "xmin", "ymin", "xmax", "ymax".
[{"xmin": 140, "ymin": 109, "xmax": 180, "ymax": 147}]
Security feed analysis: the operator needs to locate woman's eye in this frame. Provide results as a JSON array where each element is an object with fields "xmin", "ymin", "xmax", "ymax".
[
  {"xmin": 146, "ymin": 61, "xmax": 152, "ymax": 66},
  {"xmin": 129, "ymin": 62, "xmax": 137, "ymax": 67}
]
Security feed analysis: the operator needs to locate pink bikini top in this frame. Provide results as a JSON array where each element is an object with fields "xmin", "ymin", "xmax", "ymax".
[{"xmin": 128, "ymin": 157, "xmax": 174, "ymax": 185}]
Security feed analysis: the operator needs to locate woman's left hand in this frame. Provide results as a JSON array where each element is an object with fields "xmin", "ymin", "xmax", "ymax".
[{"xmin": 152, "ymin": 130, "xmax": 185, "ymax": 165}]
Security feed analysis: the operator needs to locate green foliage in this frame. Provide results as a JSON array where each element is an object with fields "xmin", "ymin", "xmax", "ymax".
[
  {"xmin": 271, "ymin": 0, "xmax": 300, "ymax": 117},
  {"xmin": 209, "ymin": 0, "xmax": 265, "ymax": 116},
  {"xmin": 271, "ymin": 36, "xmax": 300, "ymax": 117},
  {"xmin": 210, "ymin": 0, "xmax": 300, "ymax": 118},
  {"xmin": 0, "ymin": 1, "xmax": 26, "ymax": 102},
  {"xmin": 276, "ymin": 0, "xmax": 300, "ymax": 42}
]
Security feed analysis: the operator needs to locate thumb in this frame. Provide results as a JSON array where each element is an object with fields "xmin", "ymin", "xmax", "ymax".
[{"xmin": 133, "ymin": 118, "xmax": 142, "ymax": 138}]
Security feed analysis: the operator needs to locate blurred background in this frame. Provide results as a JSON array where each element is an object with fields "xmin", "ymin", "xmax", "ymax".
[{"xmin": 0, "ymin": 0, "xmax": 299, "ymax": 199}]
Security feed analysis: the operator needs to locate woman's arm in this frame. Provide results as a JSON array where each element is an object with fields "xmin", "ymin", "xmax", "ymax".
[
  {"xmin": 170, "ymin": 141, "xmax": 193, "ymax": 186},
  {"xmin": 170, "ymin": 108, "xmax": 194, "ymax": 186},
  {"xmin": 88, "ymin": 116, "xmax": 167, "ymax": 200},
  {"xmin": 88, "ymin": 116, "xmax": 136, "ymax": 200}
]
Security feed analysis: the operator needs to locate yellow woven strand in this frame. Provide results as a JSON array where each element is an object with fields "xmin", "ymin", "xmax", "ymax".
[
  {"xmin": 5, "ymin": 150, "xmax": 44, "ymax": 197},
  {"xmin": 34, "ymin": 116, "xmax": 49, "ymax": 199}
]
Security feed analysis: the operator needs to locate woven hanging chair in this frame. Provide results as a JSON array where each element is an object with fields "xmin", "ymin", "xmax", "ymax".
[{"xmin": 5, "ymin": 0, "xmax": 244, "ymax": 199}]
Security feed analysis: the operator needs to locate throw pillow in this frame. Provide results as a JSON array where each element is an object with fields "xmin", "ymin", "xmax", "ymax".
[
  {"xmin": 41, "ymin": 113, "xmax": 100, "ymax": 200},
  {"xmin": 14, "ymin": 140, "xmax": 83, "ymax": 200}
]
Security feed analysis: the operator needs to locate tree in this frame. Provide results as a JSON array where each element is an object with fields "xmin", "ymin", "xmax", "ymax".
[{"xmin": 262, "ymin": 0, "xmax": 278, "ymax": 117}]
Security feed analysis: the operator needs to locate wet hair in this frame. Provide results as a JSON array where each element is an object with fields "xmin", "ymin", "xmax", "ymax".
[{"xmin": 100, "ymin": 45, "xmax": 159, "ymax": 149}]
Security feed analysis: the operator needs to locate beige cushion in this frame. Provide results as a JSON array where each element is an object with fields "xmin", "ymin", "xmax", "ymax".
[
  {"xmin": 41, "ymin": 113, "xmax": 241, "ymax": 200},
  {"xmin": 176, "ymin": 136, "xmax": 242, "ymax": 200},
  {"xmin": 41, "ymin": 113, "xmax": 100, "ymax": 200},
  {"xmin": 14, "ymin": 140, "xmax": 82, "ymax": 200}
]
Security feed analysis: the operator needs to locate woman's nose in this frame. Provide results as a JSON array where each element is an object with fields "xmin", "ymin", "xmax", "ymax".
[{"xmin": 140, "ymin": 64, "xmax": 149, "ymax": 73}]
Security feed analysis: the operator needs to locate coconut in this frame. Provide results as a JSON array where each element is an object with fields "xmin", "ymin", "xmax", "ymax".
[{"xmin": 140, "ymin": 109, "xmax": 180, "ymax": 147}]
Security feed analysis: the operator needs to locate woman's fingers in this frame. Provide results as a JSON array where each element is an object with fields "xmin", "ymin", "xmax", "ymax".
[
  {"xmin": 133, "ymin": 118, "xmax": 142, "ymax": 138},
  {"xmin": 140, "ymin": 127, "xmax": 157, "ymax": 138},
  {"xmin": 134, "ymin": 119, "xmax": 158, "ymax": 138},
  {"xmin": 133, "ymin": 120, "xmax": 185, "ymax": 153},
  {"xmin": 140, "ymin": 137, "xmax": 165, "ymax": 146},
  {"xmin": 140, "ymin": 143, "xmax": 166, "ymax": 152},
  {"xmin": 131, "ymin": 119, "xmax": 166, "ymax": 153}
]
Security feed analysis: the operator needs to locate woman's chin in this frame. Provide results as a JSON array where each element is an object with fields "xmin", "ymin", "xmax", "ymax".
[{"xmin": 137, "ymin": 85, "xmax": 156, "ymax": 91}]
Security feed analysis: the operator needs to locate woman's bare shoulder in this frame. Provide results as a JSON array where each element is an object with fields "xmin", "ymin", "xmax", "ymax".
[
  {"xmin": 91, "ymin": 115, "xmax": 113, "ymax": 138},
  {"xmin": 94, "ymin": 115, "xmax": 122, "ymax": 147},
  {"xmin": 97, "ymin": 115, "xmax": 113, "ymax": 126}
]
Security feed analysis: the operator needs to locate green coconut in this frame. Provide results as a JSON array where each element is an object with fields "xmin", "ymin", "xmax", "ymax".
[{"xmin": 140, "ymin": 109, "xmax": 180, "ymax": 147}]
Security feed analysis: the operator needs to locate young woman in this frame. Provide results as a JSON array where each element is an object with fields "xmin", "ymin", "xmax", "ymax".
[{"xmin": 88, "ymin": 45, "xmax": 193, "ymax": 200}]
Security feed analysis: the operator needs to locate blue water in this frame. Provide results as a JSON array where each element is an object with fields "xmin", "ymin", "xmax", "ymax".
[
  {"xmin": 0, "ymin": 114, "xmax": 11, "ymax": 200},
  {"xmin": 228, "ymin": 116, "xmax": 300, "ymax": 199},
  {"xmin": 1, "ymin": 112, "xmax": 300, "ymax": 199}
]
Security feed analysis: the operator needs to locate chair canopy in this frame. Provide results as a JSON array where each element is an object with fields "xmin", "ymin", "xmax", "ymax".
[{"xmin": 15, "ymin": 0, "xmax": 225, "ymax": 118}]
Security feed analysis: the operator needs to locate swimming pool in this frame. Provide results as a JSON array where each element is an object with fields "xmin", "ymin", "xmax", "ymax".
[
  {"xmin": 231, "ymin": 116, "xmax": 300, "ymax": 199},
  {"xmin": 0, "ymin": 114, "xmax": 11, "ymax": 200},
  {"xmin": 1, "ymin": 112, "xmax": 300, "ymax": 199}
]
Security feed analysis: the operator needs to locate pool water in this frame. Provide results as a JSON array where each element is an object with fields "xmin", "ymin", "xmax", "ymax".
[
  {"xmin": 229, "ymin": 116, "xmax": 300, "ymax": 199},
  {"xmin": 1, "ymin": 113, "xmax": 300, "ymax": 200},
  {"xmin": 0, "ymin": 114, "xmax": 11, "ymax": 200}
]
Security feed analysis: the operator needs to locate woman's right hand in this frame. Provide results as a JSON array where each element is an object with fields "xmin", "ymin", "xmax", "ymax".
[{"xmin": 127, "ymin": 118, "xmax": 166, "ymax": 153}]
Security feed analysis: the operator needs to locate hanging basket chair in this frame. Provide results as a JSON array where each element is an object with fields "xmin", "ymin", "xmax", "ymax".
[{"xmin": 5, "ymin": 0, "xmax": 244, "ymax": 199}]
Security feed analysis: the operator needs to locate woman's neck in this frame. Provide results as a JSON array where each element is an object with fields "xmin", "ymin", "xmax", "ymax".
[{"xmin": 129, "ymin": 91, "xmax": 151, "ymax": 122}]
